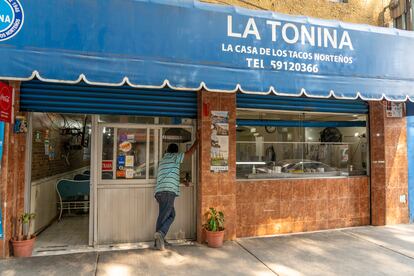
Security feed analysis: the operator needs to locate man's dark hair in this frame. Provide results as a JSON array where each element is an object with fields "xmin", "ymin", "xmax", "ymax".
[{"xmin": 167, "ymin": 143, "xmax": 179, "ymax": 153}]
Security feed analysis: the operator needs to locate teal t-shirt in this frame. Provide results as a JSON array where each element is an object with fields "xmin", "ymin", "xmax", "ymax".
[{"xmin": 155, "ymin": 152, "xmax": 185, "ymax": 196}]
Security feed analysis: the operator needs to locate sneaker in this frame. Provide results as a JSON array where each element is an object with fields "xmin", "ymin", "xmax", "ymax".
[
  {"xmin": 154, "ymin": 232, "xmax": 165, "ymax": 251},
  {"xmin": 164, "ymin": 240, "xmax": 172, "ymax": 246}
]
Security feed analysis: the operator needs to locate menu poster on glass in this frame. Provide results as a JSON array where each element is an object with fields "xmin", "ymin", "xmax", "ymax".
[
  {"xmin": 211, "ymin": 111, "xmax": 229, "ymax": 172},
  {"xmin": 125, "ymin": 168, "xmax": 134, "ymax": 179},
  {"xmin": 386, "ymin": 102, "xmax": 404, "ymax": 118},
  {"xmin": 340, "ymin": 145, "xmax": 349, "ymax": 162},
  {"xmin": 125, "ymin": 155, "xmax": 134, "ymax": 167}
]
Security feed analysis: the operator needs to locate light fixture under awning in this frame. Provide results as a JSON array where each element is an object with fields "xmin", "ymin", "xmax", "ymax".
[{"xmin": 163, "ymin": 128, "xmax": 192, "ymax": 143}]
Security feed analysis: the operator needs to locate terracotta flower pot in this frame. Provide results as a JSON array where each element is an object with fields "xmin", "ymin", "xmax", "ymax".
[
  {"xmin": 11, "ymin": 236, "xmax": 36, "ymax": 257},
  {"xmin": 205, "ymin": 229, "xmax": 224, "ymax": 248}
]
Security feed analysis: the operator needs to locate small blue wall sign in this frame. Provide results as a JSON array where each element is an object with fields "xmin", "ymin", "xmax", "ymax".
[{"xmin": 0, "ymin": 0, "xmax": 24, "ymax": 42}]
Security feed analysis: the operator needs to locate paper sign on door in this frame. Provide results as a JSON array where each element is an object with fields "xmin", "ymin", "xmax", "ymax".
[
  {"xmin": 125, "ymin": 168, "xmax": 134, "ymax": 179},
  {"xmin": 126, "ymin": 155, "xmax": 134, "ymax": 167}
]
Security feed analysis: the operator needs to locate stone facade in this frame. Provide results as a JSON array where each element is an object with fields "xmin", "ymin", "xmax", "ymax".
[
  {"xmin": 237, "ymin": 177, "xmax": 370, "ymax": 237},
  {"xmin": 0, "ymin": 81, "xmax": 27, "ymax": 257},
  {"xmin": 197, "ymin": 91, "xmax": 237, "ymax": 241},
  {"xmin": 202, "ymin": 0, "xmax": 390, "ymax": 26},
  {"xmin": 369, "ymin": 101, "xmax": 409, "ymax": 225}
]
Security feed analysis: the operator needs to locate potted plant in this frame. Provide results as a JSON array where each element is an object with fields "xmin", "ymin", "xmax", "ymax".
[
  {"xmin": 204, "ymin": 207, "xmax": 225, "ymax": 248},
  {"xmin": 11, "ymin": 213, "xmax": 36, "ymax": 257}
]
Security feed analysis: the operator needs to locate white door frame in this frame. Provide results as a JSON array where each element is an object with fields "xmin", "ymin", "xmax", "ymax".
[
  {"xmin": 90, "ymin": 115, "xmax": 99, "ymax": 246},
  {"xmin": 24, "ymin": 113, "xmax": 33, "ymax": 213},
  {"xmin": 93, "ymin": 121, "xmax": 197, "ymax": 244}
]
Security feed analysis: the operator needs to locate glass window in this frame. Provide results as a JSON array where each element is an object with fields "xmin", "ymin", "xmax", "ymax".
[
  {"xmin": 101, "ymin": 127, "xmax": 114, "ymax": 179},
  {"xmin": 394, "ymin": 14, "xmax": 407, "ymax": 30},
  {"xmin": 161, "ymin": 128, "xmax": 193, "ymax": 183},
  {"xmin": 99, "ymin": 115, "xmax": 154, "ymax": 124},
  {"xmin": 411, "ymin": 7, "xmax": 414, "ymax": 30},
  {"xmin": 158, "ymin": 117, "xmax": 194, "ymax": 125},
  {"xmin": 236, "ymin": 110, "xmax": 369, "ymax": 179},
  {"xmin": 100, "ymin": 125, "xmax": 195, "ymax": 182},
  {"xmin": 149, "ymin": 129, "xmax": 156, "ymax": 179},
  {"xmin": 99, "ymin": 115, "xmax": 194, "ymax": 125}
]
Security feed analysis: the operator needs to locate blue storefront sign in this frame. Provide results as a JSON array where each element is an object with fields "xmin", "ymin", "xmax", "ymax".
[
  {"xmin": 0, "ymin": 0, "xmax": 24, "ymax": 42},
  {"xmin": 0, "ymin": 0, "xmax": 413, "ymax": 101}
]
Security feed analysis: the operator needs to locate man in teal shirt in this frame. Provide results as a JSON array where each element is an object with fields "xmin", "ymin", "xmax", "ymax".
[{"xmin": 154, "ymin": 134, "xmax": 199, "ymax": 250}]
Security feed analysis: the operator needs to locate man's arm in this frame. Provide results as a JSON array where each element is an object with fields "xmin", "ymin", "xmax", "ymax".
[{"xmin": 184, "ymin": 131, "xmax": 200, "ymax": 160}]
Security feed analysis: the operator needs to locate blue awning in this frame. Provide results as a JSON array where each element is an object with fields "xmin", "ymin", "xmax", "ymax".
[{"xmin": 1, "ymin": 0, "xmax": 414, "ymax": 101}]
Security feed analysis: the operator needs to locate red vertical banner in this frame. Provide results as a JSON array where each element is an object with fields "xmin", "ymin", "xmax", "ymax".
[{"xmin": 0, "ymin": 83, "xmax": 12, "ymax": 123}]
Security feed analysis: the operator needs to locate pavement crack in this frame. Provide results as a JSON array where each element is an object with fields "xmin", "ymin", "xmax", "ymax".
[
  {"xmin": 341, "ymin": 231, "xmax": 414, "ymax": 261},
  {"xmin": 94, "ymin": 252, "xmax": 100, "ymax": 276},
  {"xmin": 235, "ymin": 240, "xmax": 279, "ymax": 276}
]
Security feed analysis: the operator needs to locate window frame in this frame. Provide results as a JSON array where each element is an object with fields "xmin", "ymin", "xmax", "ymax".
[
  {"xmin": 97, "ymin": 122, "xmax": 195, "ymax": 185},
  {"xmin": 235, "ymin": 108, "xmax": 370, "ymax": 179}
]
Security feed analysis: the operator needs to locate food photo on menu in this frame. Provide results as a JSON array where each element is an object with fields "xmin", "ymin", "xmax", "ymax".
[{"xmin": 116, "ymin": 132, "xmax": 146, "ymax": 179}]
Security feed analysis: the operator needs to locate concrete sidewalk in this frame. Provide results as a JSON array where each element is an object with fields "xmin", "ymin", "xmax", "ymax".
[{"xmin": 1, "ymin": 225, "xmax": 414, "ymax": 276}]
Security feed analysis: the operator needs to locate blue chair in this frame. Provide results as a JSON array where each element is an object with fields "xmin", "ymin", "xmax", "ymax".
[
  {"xmin": 56, "ymin": 179, "xmax": 90, "ymax": 221},
  {"xmin": 74, "ymin": 174, "xmax": 90, "ymax": 180},
  {"xmin": 102, "ymin": 172, "xmax": 113, "ymax": 179}
]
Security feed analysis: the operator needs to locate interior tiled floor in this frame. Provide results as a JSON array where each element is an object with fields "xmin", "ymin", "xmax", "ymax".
[{"xmin": 34, "ymin": 215, "xmax": 89, "ymax": 254}]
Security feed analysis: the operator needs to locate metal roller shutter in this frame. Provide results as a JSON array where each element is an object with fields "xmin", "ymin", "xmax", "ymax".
[
  {"xmin": 20, "ymin": 80, "xmax": 198, "ymax": 118},
  {"xmin": 237, "ymin": 93, "xmax": 368, "ymax": 114}
]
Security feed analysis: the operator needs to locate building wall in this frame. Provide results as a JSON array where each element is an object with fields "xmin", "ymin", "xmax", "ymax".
[
  {"xmin": 0, "ymin": 81, "xmax": 26, "ymax": 258},
  {"xmin": 198, "ymin": 99, "xmax": 409, "ymax": 241},
  {"xmin": 202, "ymin": 0, "xmax": 389, "ymax": 26},
  {"xmin": 31, "ymin": 114, "xmax": 90, "ymax": 181},
  {"xmin": 237, "ymin": 177, "xmax": 370, "ymax": 237},
  {"xmin": 198, "ymin": 91, "xmax": 237, "ymax": 242},
  {"xmin": 197, "ymin": 91, "xmax": 381, "ymax": 242},
  {"xmin": 0, "ymin": 1, "xmax": 408, "ymax": 258},
  {"xmin": 370, "ymin": 101, "xmax": 409, "ymax": 225}
]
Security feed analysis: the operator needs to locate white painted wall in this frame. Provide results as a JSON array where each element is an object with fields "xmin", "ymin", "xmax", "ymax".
[{"xmin": 30, "ymin": 167, "xmax": 89, "ymax": 233}]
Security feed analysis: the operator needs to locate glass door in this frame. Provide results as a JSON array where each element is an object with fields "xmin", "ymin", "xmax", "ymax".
[{"xmin": 96, "ymin": 122, "xmax": 196, "ymax": 244}]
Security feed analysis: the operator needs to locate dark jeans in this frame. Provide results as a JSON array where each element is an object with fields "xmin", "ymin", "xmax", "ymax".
[{"xmin": 155, "ymin": 191, "xmax": 176, "ymax": 238}]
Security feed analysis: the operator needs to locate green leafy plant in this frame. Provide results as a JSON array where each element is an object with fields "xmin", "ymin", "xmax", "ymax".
[
  {"xmin": 15, "ymin": 213, "xmax": 36, "ymax": 241},
  {"xmin": 204, "ymin": 207, "xmax": 224, "ymax": 232}
]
